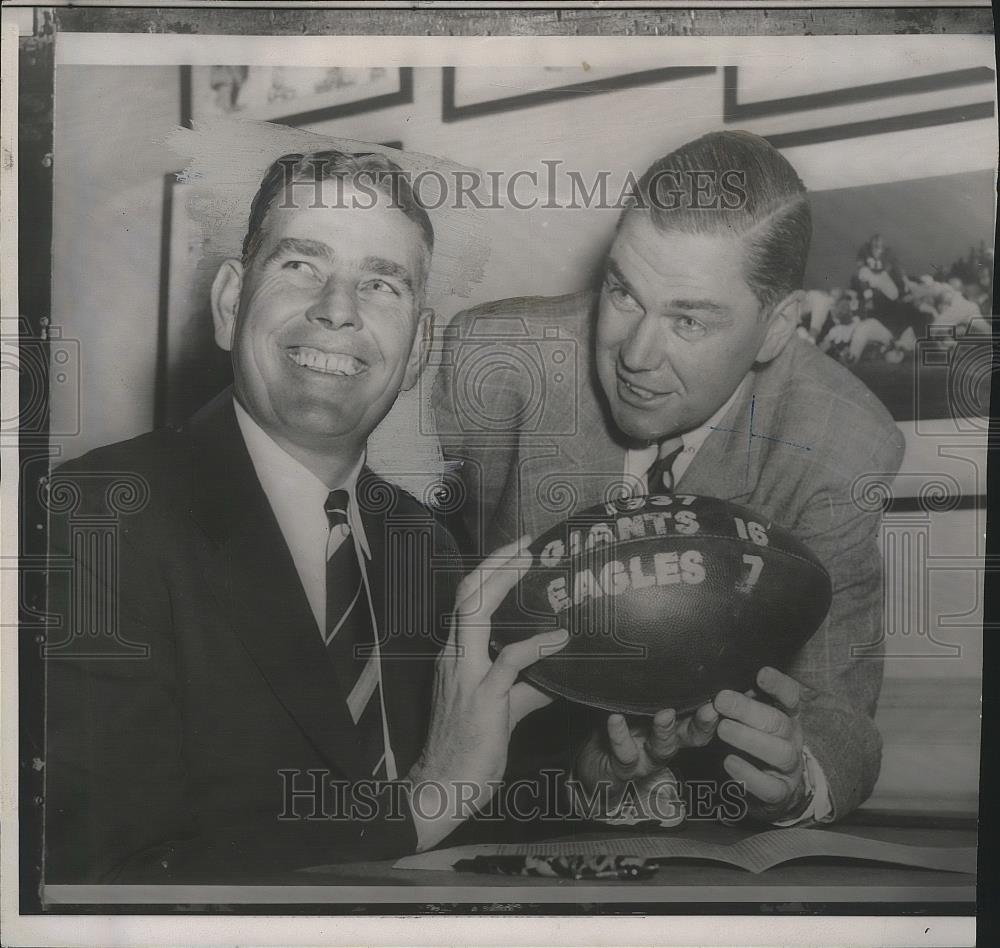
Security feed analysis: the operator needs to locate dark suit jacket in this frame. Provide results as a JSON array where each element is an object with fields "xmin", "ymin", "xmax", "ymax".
[
  {"xmin": 433, "ymin": 291, "xmax": 907, "ymax": 820},
  {"xmin": 44, "ymin": 390, "xmax": 462, "ymax": 883}
]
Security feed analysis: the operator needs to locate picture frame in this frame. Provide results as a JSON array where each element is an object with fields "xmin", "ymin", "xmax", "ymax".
[
  {"xmin": 724, "ymin": 64, "xmax": 995, "ymax": 149},
  {"xmin": 441, "ymin": 64, "xmax": 717, "ymax": 122},
  {"xmin": 724, "ymin": 65, "xmax": 995, "ymax": 123},
  {"xmin": 182, "ymin": 65, "xmax": 413, "ymax": 128},
  {"xmin": 154, "ymin": 173, "xmax": 232, "ymax": 429},
  {"xmin": 800, "ymin": 169, "xmax": 993, "ymax": 427}
]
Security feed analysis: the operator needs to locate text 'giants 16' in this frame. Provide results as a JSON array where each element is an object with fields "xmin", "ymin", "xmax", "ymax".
[{"xmin": 491, "ymin": 495, "xmax": 832, "ymax": 714}]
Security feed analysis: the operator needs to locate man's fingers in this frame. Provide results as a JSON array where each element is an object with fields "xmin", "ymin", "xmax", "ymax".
[
  {"xmin": 756, "ymin": 666, "xmax": 801, "ymax": 716},
  {"xmin": 607, "ymin": 714, "xmax": 641, "ymax": 775},
  {"xmin": 482, "ymin": 627, "xmax": 568, "ymax": 697},
  {"xmin": 476, "ymin": 534, "xmax": 532, "ymax": 584},
  {"xmin": 477, "ymin": 552, "xmax": 533, "ymax": 615},
  {"xmin": 454, "ymin": 548, "xmax": 531, "ymax": 620},
  {"xmin": 644, "ymin": 702, "xmax": 719, "ymax": 759},
  {"xmin": 722, "ymin": 753, "xmax": 789, "ymax": 806},
  {"xmin": 677, "ymin": 701, "xmax": 720, "ymax": 747},
  {"xmin": 509, "ymin": 680, "xmax": 554, "ymax": 725},
  {"xmin": 714, "ymin": 689, "xmax": 793, "ymax": 738},
  {"xmin": 482, "ymin": 534, "xmax": 531, "ymax": 566},
  {"xmin": 452, "ymin": 539, "xmax": 534, "ymax": 669},
  {"xmin": 453, "ymin": 534, "xmax": 531, "ymax": 611},
  {"xmin": 645, "ymin": 708, "xmax": 678, "ymax": 761},
  {"xmin": 716, "ymin": 719, "xmax": 801, "ymax": 774}
]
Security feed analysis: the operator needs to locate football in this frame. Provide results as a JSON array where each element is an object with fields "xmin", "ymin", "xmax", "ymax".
[{"xmin": 490, "ymin": 493, "xmax": 832, "ymax": 715}]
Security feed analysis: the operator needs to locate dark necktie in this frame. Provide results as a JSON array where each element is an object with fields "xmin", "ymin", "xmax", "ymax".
[
  {"xmin": 645, "ymin": 437, "xmax": 685, "ymax": 495},
  {"xmin": 324, "ymin": 489, "xmax": 386, "ymax": 779}
]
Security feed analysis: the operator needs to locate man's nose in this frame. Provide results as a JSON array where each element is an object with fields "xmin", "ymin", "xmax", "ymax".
[
  {"xmin": 307, "ymin": 282, "xmax": 361, "ymax": 330},
  {"xmin": 620, "ymin": 312, "xmax": 665, "ymax": 372}
]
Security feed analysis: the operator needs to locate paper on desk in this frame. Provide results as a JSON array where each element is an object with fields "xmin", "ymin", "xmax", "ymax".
[{"xmin": 392, "ymin": 828, "xmax": 977, "ymax": 875}]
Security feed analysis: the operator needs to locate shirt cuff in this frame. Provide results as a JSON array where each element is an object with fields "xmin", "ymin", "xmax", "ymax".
[{"xmin": 772, "ymin": 744, "xmax": 834, "ymax": 827}]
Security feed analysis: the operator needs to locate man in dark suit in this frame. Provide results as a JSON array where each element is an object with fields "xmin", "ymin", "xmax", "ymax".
[
  {"xmin": 434, "ymin": 131, "xmax": 906, "ymax": 826},
  {"xmin": 44, "ymin": 150, "xmax": 566, "ymax": 883}
]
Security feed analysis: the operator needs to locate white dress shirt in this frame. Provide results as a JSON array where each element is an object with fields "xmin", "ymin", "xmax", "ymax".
[
  {"xmin": 233, "ymin": 398, "xmax": 369, "ymax": 635},
  {"xmin": 618, "ymin": 378, "xmax": 833, "ymax": 826}
]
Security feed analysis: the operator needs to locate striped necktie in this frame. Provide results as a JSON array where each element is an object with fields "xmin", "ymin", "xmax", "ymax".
[
  {"xmin": 324, "ymin": 489, "xmax": 387, "ymax": 779},
  {"xmin": 644, "ymin": 437, "xmax": 685, "ymax": 496}
]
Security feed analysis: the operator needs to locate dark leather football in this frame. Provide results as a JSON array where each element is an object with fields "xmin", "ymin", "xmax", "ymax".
[{"xmin": 490, "ymin": 493, "xmax": 832, "ymax": 715}]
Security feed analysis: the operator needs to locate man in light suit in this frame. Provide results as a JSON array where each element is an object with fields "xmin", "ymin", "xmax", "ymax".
[
  {"xmin": 44, "ymin": 150, "xmax": 565, "ymax": 883},
  {"xmin": 434, "ymin": 131, "xmax": 905, "ymax": 825}
]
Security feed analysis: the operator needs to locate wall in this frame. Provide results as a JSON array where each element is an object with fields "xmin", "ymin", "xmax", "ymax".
[
  {"xmin": 51, "ymin": 54, "xmax": 997, "ymax": 454},
  {"xmin": 304, "ymin": 62, "xmax": 997, "ymax": 311},
  {"xmin": 50, "ymin": 65, "xmax": 182, "ymax": 460}
]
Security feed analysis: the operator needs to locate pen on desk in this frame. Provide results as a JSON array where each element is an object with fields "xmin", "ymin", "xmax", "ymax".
[{"xmin": 452, "ymin": 854, "xmax": 658, "ymax": 880}]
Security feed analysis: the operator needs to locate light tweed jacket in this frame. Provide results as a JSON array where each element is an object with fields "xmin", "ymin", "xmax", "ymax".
[{"xmin": 433, "ymin": 290, "xmax": 906, "ymax": 820}]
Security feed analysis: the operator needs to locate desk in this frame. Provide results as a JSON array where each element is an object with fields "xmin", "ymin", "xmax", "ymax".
[{"xmin": 42, "ymin": 823, "xmax": 976, "ymax": 909}]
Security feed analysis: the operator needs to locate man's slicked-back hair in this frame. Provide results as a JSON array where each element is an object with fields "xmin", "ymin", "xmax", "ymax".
[
  {"xmin": 241, "ymin": 149, "xmax": 434, "ymax": 269},
  {"xmin": 622, "ymin": 130, "xmax": 812, "ymax": 312}
]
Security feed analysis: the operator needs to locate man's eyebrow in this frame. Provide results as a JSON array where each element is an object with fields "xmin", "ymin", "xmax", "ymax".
[
  {"xmin": 360, "ymin": 256, "xmax": 414, "ymax": 293},
  {"xmin": 263, "ymin": 237, "xmax": 335, "ymax": 266},
  {"xmin": 605, "ymin": 261, "xmax": 730, "ymax": 319},
  {"xmin": 605, "ymin": 258, "xmax": 635, "ymax": 294},
  {"xmin": 666, "ymin": 298, "xmax": 732, "ymax": 318}
]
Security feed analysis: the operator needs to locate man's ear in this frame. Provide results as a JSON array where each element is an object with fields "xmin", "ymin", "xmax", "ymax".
[
  {"xmin": 211, "ymin": 259, "xmax": 244, "ymax": 352},
  {"xmin": 755, "ymin": 289, "xmax": 802, "ymax": 364},
  {"xmin": 401, "ymin": 307, "xmax": 435, "ymax": 392}
]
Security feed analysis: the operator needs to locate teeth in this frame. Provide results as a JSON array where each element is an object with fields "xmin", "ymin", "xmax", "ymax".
[
  {"xmin": 287, "ymin": 347, "xmax": 364, "ymax": 376},
  {"xmin": 624, "ymin": 379, "xmax": 656, "ymax": 400}
]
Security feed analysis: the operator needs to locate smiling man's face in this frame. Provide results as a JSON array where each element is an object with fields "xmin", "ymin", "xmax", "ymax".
[
  {"xmin": 213, "ymin": 179, "xmax": 431, "ymax": 458},
  {"xmin": 596, "ymin": 211, "xmax": 784, "ymax": 444}
]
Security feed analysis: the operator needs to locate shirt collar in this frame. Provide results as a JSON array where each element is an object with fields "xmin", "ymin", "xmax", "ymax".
[
  {"xmin": 233, "ymin": 396, "xmax": 371, "ymax": 559},
  {"xmin": 626, "ymin": 374, "xmax": 749, "ymax": 479}
]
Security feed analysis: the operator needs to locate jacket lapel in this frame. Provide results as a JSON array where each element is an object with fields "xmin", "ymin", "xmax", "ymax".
[
  {"xmin": 187, "ymin": 390, "xmax": 368, "ymax": 779},
  {"xmin": 678, "ymin": 397, "xmax": 757, "ymax": 500},
  {"xmin": 678, "ymin": 358, "xmax": 789, "ymax": 501}
]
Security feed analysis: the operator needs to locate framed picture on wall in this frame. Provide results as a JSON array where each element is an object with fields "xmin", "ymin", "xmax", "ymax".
[
  {"xmin": 442, "ymin": 64, "xmax": 716, "ymax": 122},
  {"xmin": 155, "ymin": 174, "xmax": 233, "ymax": 429},
  {"xmin": 182, "ymin": 65, "xmax": 413, "ymax": 127},
  {"xmin": 725, "ymin": 64, "xmax": 995, "ymax": 149},
  {"xmin": 798, "ymin": 170, "xmax": 994, "ymax": 425}
]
